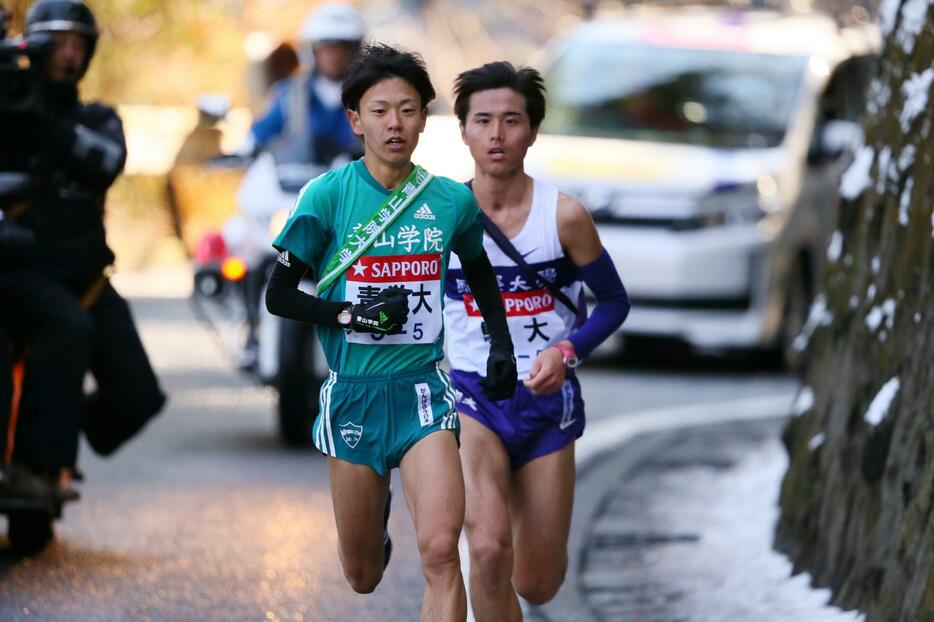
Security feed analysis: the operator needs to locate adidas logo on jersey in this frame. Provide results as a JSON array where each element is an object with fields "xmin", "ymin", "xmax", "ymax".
[{"xmin": 413, "ymin": 203, "xmax": 435, "ymax": 220}]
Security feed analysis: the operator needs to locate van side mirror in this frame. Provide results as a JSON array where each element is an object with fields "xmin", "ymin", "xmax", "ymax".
[{"xmin": 809, "ymin": 120, "xmax": 862, "ymax": 164}]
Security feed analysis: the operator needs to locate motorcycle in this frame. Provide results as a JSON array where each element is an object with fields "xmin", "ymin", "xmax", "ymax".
[
  {"xmin": 0, "ymin": 172, "xmax": 77, "ymax": 554},
  {"xmin": 191, "ymin": 152, "xmax": 333, "ymax": 447}
]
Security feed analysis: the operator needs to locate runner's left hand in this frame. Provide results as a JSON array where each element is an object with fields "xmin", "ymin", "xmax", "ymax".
[
  {"xmin": 480, "ymin": 343, "xmax": 517, "ymax": 401},
  {"xmin": 523, "ymin": 347, "xmax": 566, "ymax": 396}
]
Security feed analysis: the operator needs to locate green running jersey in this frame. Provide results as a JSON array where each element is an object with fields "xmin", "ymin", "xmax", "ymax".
[{"xmin": 273, "ymin": 159, "xmax": 484, "ymax": 376}]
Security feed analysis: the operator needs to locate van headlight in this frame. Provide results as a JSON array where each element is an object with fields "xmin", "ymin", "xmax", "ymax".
[{"xmin": 698, "ymin": 176, "xmax": 780, "ymax": 225}]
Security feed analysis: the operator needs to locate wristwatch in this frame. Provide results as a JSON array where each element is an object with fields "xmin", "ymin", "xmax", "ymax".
[
  {"xmin": 336, "ymin": 303, "xmax": 353, "ymax": 328},
  {"xmin": 553, "ymin": 342, "xmax": 580, "ymax": 369}
]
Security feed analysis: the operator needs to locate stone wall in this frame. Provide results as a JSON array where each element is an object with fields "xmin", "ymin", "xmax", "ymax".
[{"xmin": 776, "ymin": 1, "xmax": 933, "ymax": 620}]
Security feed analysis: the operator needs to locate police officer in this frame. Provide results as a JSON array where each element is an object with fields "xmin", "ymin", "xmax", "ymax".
[
  {"xmin": 2, "ymin": 0, "xmax": 165, "ymax": 479},
  {"xmin": 237, "ymin": 2, "xmax": 366, "ymax": 164}
]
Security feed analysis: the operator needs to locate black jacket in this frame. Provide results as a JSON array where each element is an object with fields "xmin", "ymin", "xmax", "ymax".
[{"xmin": 6, "ymin": 84, "xmax": 127, "ymax": 293}]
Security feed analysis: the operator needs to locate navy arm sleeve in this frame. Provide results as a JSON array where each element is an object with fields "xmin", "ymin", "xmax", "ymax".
[{"xmin": 568, "ymin": 249, "xmax": 630, "ymax": 359}]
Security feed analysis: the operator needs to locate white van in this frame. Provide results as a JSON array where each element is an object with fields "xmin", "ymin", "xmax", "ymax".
[{"xmin": 522, "ymin": 9, "xmax": 879, "ymax": 362}]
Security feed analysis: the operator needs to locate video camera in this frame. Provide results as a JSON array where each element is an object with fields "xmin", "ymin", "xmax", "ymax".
[{"xmin": 0, "ymin": 5, "xmax": 53, "ymax": 116}]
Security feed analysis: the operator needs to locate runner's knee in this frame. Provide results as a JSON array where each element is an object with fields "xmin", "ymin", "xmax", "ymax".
[
  {"xmin": 342, "ymin": 558, "xmax": 384, "ymax": 594},
  {"xmin": 514, "ymin": 559, "xmax": 567, "ymax": 605},
  {"xmin": 417, "ymin": 529, "xmax": 461, "ymax": 579},
  {"xmin": 469, "ymin": 531, "xmax": 513, "ymax": 589}
]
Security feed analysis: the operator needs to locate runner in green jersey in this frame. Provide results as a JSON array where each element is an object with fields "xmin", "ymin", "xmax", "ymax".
[{"xmin": 265, "ymin": 44, "xmax": 516, "ymax": 622}]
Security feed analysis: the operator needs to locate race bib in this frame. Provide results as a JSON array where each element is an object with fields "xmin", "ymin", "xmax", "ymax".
[{"xmin": 345, "ymin": 253, "xmax": 443, "ymax": 345}]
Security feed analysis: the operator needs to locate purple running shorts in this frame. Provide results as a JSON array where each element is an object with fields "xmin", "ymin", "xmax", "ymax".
[{"xmin": 450, "ymin": 369, "xmax": 585, "ymax": 470}]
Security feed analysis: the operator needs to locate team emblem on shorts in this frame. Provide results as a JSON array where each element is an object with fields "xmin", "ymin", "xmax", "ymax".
[{"xmin": 339, "ymin": 421, "xmax": 364, "ymax": 448}]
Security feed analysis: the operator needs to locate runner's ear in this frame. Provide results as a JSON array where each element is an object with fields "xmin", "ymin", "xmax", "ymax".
[{"xmin": 347, "ymin": 108, "xmax": 364, "ymax": 137}]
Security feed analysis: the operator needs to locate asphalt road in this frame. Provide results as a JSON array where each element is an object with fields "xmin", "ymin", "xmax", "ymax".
[{"xmin": 0, "ymin": 279, "xmax": 797, "ymax": 621}]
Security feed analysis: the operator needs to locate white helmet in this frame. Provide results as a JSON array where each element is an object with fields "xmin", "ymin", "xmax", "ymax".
[{"xmin": 300, "ymin": 3, "xmax": 366, "ymax": 47}]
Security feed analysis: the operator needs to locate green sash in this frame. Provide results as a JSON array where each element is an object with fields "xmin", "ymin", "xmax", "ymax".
[{"xmin": 317, "ymin": 164, "xmax": 433, "ymax": 293}]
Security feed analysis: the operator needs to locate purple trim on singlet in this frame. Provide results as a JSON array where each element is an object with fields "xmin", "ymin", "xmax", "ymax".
[{"xmin": 445, "ymin": 257, "xmax": 580, "ymax": 300}]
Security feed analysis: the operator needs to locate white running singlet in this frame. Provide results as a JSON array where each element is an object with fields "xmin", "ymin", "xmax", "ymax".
[{"xmin": 444, "ymin": 178, "xmax": 583, "ymax": 380}]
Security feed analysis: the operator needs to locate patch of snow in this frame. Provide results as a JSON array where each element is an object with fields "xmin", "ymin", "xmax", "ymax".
[
  {"xmin": 844, "ymin": 254, "xmax": 854, "ymax": 267},
  {"xmin": 915, "ymin": 312, "xmax": 923, "ymax": 323},
  {"xmin": 899, "ymin": 178, "xmax": 914, "ymax": 225},
  {"xmin": 827, "ymin": 231, "xmax": 843, "ymax": 262},
  {"xmin": 795, "ymin": 295, "xmax": 833, "ymax": 351},
  {"xmin": 672, "ymin": 438, "xmax": 869, "ymax": 622},
  {"xmin": 864, "ymin": 377, "xmax": 900, "ymax": 426},
  {"xmin": 867, "ymin": 284, "xmax": 877, "ymax": 301},
  {"xmin": 895, "ymin": 0, "xmax": 929, "ymax": 51},
  {"xmin": 871, "ymin": 256, "xmax": 881, "ymax": 274},
  {"xmin": 877, "ymin": 0, "xmax": 900, "ymax": 35},
  {"xmin": 840, "ymin": 146, "xmax": 874, "ymax": 200},
  {"xmin": 849, "ymin": 296, "xmax": 860, "ymax": 309},
  {"xmin": 866, "ymin": 298, "xmax": 896, "ymax": 332},
  {"xmin": 867, "ymin": 78, "xmax": 891, "ymax": 116},
  {"xmin": 883, "ymin": 299, "xmax": 896, "ymax": 328},
  {"xmin": 809, "ymin": 433, "xmax": 826, "ymax": 451},
  {"xmin": 794, "ymin": 386, "xmax": 815, "ymax": 416},
  {"xmin": 900, "ymin": 68, "xmax": 934, "ymax": 133},
  {"xmin": 875, "ymin": 147, "xmax": 892, "ymax": 193},
  {"xmin": 898, "ymin": 144, "xmax": 916, "ymax": 172}
]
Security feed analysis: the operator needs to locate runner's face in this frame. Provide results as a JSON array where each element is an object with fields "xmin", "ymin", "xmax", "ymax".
[
  {"xmin": 461, "ymin": 88, "xmax": 537, "ymax": 176},
  {"xmin": 348, "ymin": 77, "xmax": 427, "ymax": 169}
]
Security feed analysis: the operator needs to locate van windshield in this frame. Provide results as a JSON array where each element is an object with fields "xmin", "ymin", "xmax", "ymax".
[{"xmin": 542, "ymin": 42, "xmax": 807, "ymax": 148}]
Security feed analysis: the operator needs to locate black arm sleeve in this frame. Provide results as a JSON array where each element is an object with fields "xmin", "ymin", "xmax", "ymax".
[
  {"xmin": 460, "ymin": 250, "xmax": 512, "ymax": 351},
  {"xmin": 265, "ymin": 253, "xmax": 346, "ymax": 327}
]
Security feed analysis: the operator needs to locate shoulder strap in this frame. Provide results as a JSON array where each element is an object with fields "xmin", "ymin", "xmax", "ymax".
[
  {"xmin": 316, "ymin": 164, "xmax": 433, "ymax": 294},
  {"xmin": 478, "ymin": 210, "xmax": 579, "ymax": 315}
]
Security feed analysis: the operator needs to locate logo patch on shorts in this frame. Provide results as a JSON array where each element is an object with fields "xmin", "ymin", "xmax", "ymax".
[
  {"xmin": 414, "ymin": 383, "xmax": 433, "ymax": 427},
  {"xmin": 559, "ymin": 381, "xmax": 577, "ymax": 431},
  {"xmin": 339, "ymin": 421, "xmax": 364, "ymax": 448}
]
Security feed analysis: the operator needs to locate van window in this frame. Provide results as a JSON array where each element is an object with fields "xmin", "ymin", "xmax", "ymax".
[{"xmin": 542, "ymin": 42, "xmax": 807, "ymax": 149}]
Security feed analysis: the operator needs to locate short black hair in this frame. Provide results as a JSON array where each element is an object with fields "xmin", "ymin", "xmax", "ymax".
[
  {"xmin": 453, "ymin": 62, "xmax": 546, "ymax": 129},
  {"xmin": 341, "ymin": 43, "xmax": 436, "ymax": 111}
]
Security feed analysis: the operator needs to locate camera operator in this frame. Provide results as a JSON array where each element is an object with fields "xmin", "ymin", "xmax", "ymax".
[{"xmin": 0, "ymin": 0, "xmax": 165, "ymax": 480}]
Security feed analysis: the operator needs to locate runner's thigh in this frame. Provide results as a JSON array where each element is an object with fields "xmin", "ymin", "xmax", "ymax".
[
  {"xmin": 460, "ymin": 415, "xmax": 512, "ymax": 541},
  {"xmin": 327, "ymin": 456, "xmax": 390, "ymax": 562},
  {"xmin": 510, "ymin": 442, "xmax": 576, "ymax": 576},
  {"xmin": 399, "ymin": 430, "xmax": 464, "ymax": 542}
]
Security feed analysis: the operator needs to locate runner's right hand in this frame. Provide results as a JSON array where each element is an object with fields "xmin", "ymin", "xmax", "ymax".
[{"xmin": 351, "ymin": 286, "xmax": 413, "ymax": 334}]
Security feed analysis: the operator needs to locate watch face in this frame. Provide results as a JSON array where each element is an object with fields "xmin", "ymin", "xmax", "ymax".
[{"xmin": 338, "ymin": 310, "xmax": 352, "ymax": 326}]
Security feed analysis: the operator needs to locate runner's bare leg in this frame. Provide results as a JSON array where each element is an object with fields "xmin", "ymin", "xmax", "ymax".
[
  {"xmin": 400, "ymin": 430, "xmax": 468, "ymax": 622},
  {"xmin": 460, "ymin": 415, "xmax": 523, "ymax": 622},
  {"xmin": 510, "ymin": 442, "xmax": 576, "ymax": 604},
  {"xmin": 328, "ymin": 457, "xmax": 392, "ymax": 593}
]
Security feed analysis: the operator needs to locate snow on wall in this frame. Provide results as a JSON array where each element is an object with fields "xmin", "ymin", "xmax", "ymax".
[
  {"xmin": 794, "ymin": 386, "xmax": 815, "ymax": 416},
  {"xmin": 841, "ymin": 147, "xmax": 875, "ymax": 200},
  {"xmin": 899, "ymin": 178, "xmax": 914, "ymax": 225},
  {"xmin": 878, "ymin": 0, "xmax": 901, "ymax": 35},
  {"xmin": 895, "ymin": 0, "xmax": 931, "ymax": 51},
  {"xmin": 900, "ymin": 68, "xmax": 933, "ymax": 133},
  {"xmin": 864, "ymin": 377, "xmax": 901, "ymax": 426},
  {"xmin": 827, "ymin": 231, "xmax": 843, "ymax": 262}
]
